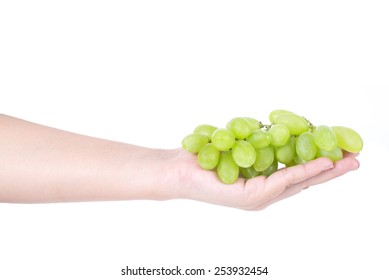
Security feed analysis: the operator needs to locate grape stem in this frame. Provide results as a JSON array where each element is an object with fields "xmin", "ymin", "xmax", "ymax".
[
  {"xmin": 303, "ymin": 117, "xmax": 316, "ymax": 131},
  {"xmin": 262, "ymin": 124, "xmax": 271, "ymax": 131},
  {"xmin": 261, "ymin": 117, "xmax": 315, "ymax": 132}
]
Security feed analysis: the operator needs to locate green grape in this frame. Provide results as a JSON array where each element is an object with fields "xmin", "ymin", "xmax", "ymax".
[
  {"xmin": 231, "ymin": 140, "xmax": 256, "ymax": 168},
  {"xmin": 217, "ymin": 151, "xmax": 239, "ymax": 184},
  {"xmin": 246, "ymin": 130, "xmax": 271, "ymax": 149},
  {"xmin": 211, "ymin": 128, "xmax": 235, "ymax": 151},
  {"xmin": 269, "ymin": 109, "xmax": 295, "ymax": 123},
  {"xmin": 296, "ymin": 131, "xmax": 317, "ymax": 161},
  {"xmin": 197, "ymin": 143, "xmax": 220, "ymax": 170},
  {"xmin": 313, "ymin": 125, "xmax": 337, "ymax": 151},
  {"xmin": 294, "ymin": 155, "xmax": 306, "ymax": 165},
  {"xmin": 254, "ymin": 145, "xmax": 275, "ymax": 172},
  {"xmin": 268, "ymin": 124, "xmax": 290, "ymax": 146},
  {"xmin": 242, "ymin": 117, "xmax": 261, "ymax": 132},
  {"xmin": 226, "ymin": 117, "xmax": 251, "ymax": 140},
  {"xmin": 182, "ymin": 133, "xmax": 209, "ymax": 153},
  {"xmin": 331, "ymin": 126, "xmax": 364, "ymax": 153},
  {"xmin": 284, "ymin": 159, "xmax": 297, "ymax": 167},
  {"xmin": 193, "ymin": 124, "xmax": 217, "ymax": 140},
  {"xmin": 240, "ymin": 166, "xmax": 259, "ymax": 179},
  {"xmin": 275, "ymin": 137, "xmax": 295, "ymax": 164},
  {"xmin": 260, "ymin": 159, "xmax": 278, "ymax": 177},
  {"xmin": 316, "ymin": 146, "xmax": 343, "ymax": 162},
  {"xmin": 272, "ymin": 113, "xmax": 309, "ymax": 135}
]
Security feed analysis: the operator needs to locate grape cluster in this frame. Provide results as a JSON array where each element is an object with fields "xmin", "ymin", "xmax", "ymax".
[{"xmin": 182, "ymin": 109, "xmax": 363, "ymax": 184}]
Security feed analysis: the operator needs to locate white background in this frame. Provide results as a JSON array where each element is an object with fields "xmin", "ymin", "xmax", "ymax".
[{"xmin": 1, "ymin": 1, "xmax": 388, "ymax": 279}]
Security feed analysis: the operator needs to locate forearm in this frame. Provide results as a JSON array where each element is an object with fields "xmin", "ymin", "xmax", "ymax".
[{"xmin": 0, "ymin": 114, "xmax": 180, "ymax": 203}]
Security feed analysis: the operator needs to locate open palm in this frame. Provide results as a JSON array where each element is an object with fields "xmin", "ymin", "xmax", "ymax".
[{"xmin": 175, "ymin": 149, "xmax": 360, "ymax": 210}]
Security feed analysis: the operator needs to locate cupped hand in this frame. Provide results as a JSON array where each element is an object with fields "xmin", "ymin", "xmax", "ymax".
[{"xmin": 174, "ymin": 149, "xmax": 360, "ymax": 210}]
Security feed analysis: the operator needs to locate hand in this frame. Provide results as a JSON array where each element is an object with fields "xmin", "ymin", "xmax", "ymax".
[{"xmin": 174, "ymin": 149, "xmax": 360, "ymax": 210}]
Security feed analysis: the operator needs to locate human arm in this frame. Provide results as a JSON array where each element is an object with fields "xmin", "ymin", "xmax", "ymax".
[
  {"xmin": 0, "ymin": 114, "xmax": 359, "ymax": 209},
  {"xmin": 0, "ymin": 114, "xmax": 178, "ymax": 203}
]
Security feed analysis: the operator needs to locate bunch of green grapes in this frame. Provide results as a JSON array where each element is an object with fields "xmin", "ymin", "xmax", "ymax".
[{"xmin": 182, "ymin": 109, "xmax": 363, "ymax": 184}]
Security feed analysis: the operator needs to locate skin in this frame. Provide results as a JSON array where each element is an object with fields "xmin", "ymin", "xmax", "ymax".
[{"xmin": 0, "ymin": 114, "xmax": 360, "ymax": 210}]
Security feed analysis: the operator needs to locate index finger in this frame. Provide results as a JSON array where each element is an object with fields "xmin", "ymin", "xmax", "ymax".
[{"xmin": 251, "ymin": 157, "xmax": 334, "ymax": 205}]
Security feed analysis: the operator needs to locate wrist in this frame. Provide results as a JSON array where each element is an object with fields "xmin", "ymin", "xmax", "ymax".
[
  {"xmin": 120, "ymin": 147, "xmax": 185, "ymax": 201},
  {"xmin": 154, "ymin": 148, "xmax": 189, "ymax": 201}
]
